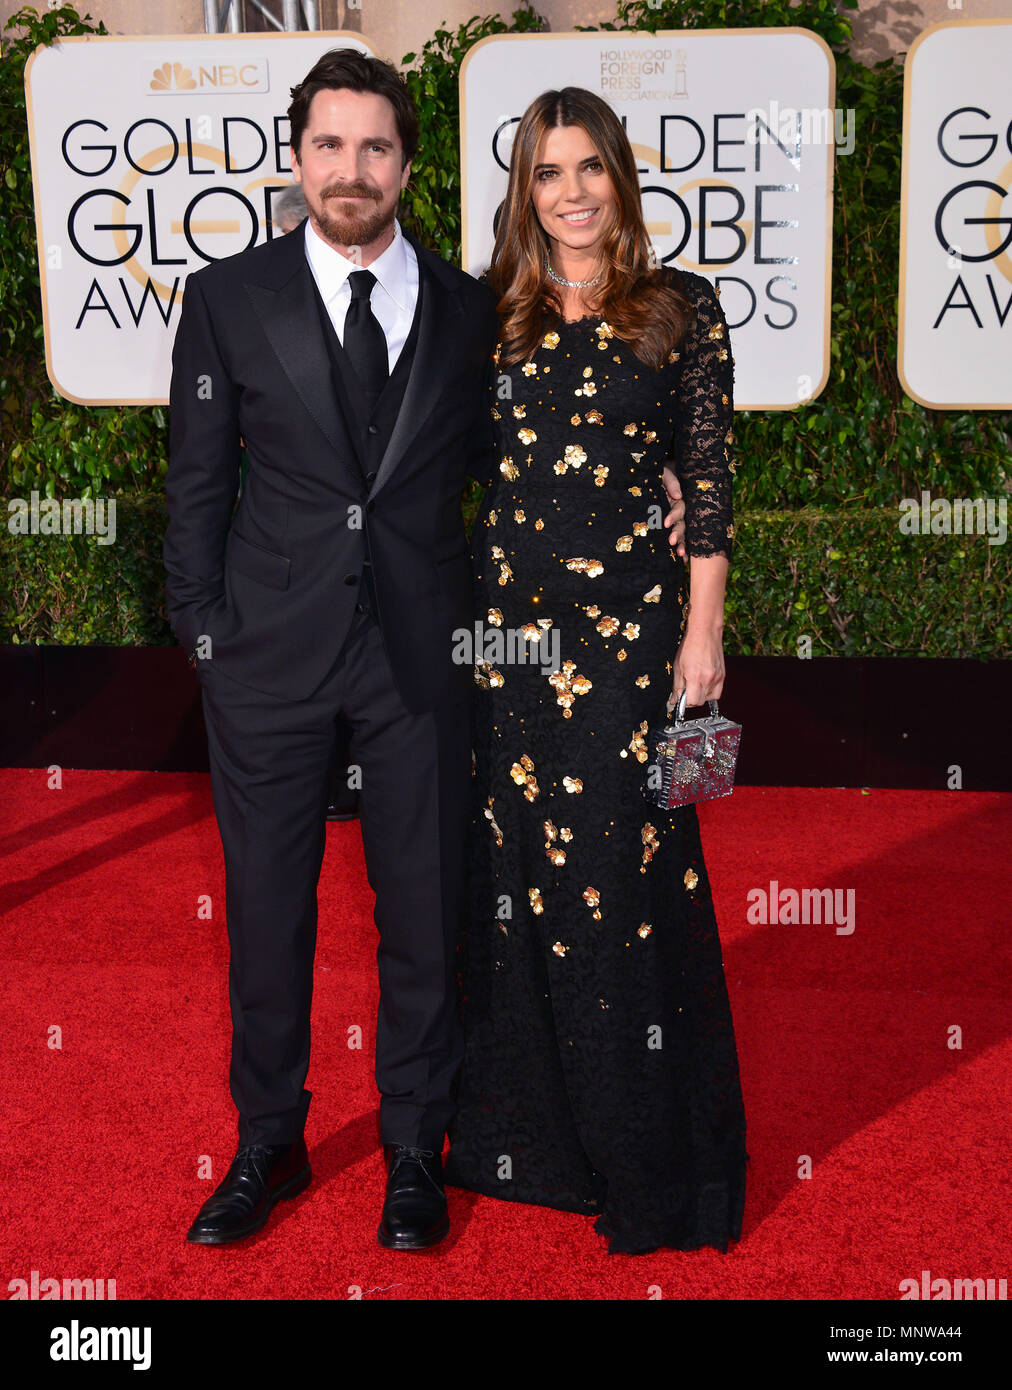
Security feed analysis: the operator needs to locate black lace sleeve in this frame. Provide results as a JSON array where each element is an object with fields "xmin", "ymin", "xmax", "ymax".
[{"xmin": 669, "ymin": 273, "xmax": 736, "ymax": 560}]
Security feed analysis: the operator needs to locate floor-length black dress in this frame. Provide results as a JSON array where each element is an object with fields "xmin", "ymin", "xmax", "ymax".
[{"xmin": 444, "ymin": 269, "xmax": 748, "ymax": 1255}]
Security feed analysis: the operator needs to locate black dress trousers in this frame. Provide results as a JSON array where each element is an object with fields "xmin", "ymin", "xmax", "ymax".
[{"xmin": 198, "ymin": 600, "xmax": 470, "ymax": 1151}]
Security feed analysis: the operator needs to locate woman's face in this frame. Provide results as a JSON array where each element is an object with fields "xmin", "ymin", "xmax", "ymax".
[{"xmin": 529, "ymin": 123, "xmax": 617, "ymax": 261}]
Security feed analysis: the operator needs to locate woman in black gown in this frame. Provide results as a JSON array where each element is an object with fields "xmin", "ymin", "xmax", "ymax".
[{"xmin": 444, "ymin": 87, "xmax": 747, "ymax": 1255}]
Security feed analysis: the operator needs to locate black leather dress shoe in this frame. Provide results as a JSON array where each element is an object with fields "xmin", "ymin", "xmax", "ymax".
[
  {"xmin": 377, "ymin": 1145, "xmax": 449, "ymax": 1250},
  {"xmin": 186, "ymin": 1138, "xmax": 311, "ymax": 1245}
]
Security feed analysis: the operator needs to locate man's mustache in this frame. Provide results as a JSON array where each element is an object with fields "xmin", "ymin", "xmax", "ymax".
[{"xmin": 323, "ymin": 183, "xmax": 382, "ymax": 201}]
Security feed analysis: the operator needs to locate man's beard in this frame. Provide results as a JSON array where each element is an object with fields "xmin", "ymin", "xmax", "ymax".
[{"xmin": 312, "ymin": 182, "xmax": 396, "ymax": 250}]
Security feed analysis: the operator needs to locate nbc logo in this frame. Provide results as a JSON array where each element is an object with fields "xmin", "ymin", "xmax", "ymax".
[
  {"xmin": 146, "ymin": 57, "xmax": 269, "ymax": 95},
  {"xmin": 150, "ymin": 61, "xmax": 196, "ymax": 91}
]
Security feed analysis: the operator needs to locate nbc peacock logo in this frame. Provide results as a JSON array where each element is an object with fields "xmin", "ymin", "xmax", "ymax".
[
  {"xmin": 146, "ymin": 56, "xmax": 269, "ymax": 94},
  {"xmin": 150, "ymin": 62, "xmax": 196, "ymax": 92}
]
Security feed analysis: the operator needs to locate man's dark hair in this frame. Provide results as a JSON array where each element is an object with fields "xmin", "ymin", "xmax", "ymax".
[{"xmin": 288, "ymin": 48, "xmax": 418, "ymax": 167}]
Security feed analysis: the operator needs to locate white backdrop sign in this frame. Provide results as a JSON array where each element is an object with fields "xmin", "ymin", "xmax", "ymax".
[
  {"xmin": 898, "ymin": 20, "xmax": 1012, "ymax": 410},
  {"xmin": 460, "ymin": 29, "xmax": 837, "ymax": 410},
  {"xmin": 24, "ymin": 32, "xmax": 375, "ymax": 404}
]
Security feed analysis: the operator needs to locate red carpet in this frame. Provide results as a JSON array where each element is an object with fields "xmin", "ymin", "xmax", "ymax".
[{"xmin": 2, "ymin": 771, "xmax": 1009, "ymax": 1300}]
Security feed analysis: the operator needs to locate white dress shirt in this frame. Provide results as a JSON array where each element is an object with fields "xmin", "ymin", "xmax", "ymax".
[{"xmin": 304, "ymin": 214, "xmax": 419, "ymax": 374}]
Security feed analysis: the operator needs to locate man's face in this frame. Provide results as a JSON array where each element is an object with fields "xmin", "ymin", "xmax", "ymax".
[{"xmin": 291, "ymin": 87, "xmax": 410, "ymax": 256}]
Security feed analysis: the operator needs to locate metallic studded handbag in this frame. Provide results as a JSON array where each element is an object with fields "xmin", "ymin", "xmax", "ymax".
[{"xmin": 643, "ymin": 692, "xmax": 742, "ymax": 809}]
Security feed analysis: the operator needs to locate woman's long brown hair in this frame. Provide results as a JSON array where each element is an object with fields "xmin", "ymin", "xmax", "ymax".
[{"xmin": 488, "ymin": 87, "xmax": 696, "ymax": 372}]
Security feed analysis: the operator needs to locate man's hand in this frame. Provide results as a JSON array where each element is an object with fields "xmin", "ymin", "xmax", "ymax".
[{"xmin": 662, "ymin": 465, "xmax": 687, "ymax": 559}]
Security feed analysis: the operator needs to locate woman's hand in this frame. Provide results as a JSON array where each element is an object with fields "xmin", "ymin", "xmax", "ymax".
[
  {"xmin": 670, "ymin": 625, "xmax": 725, "ymax": 710},
  {"xmin": 661, "ymin": 465, "xmax": 687, "ymax": 559}
]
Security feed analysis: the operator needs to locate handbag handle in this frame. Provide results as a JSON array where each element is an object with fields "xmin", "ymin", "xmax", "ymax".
[{"xmin": 666, "ymin": 690, "xmax": 720, "ymax": 724}]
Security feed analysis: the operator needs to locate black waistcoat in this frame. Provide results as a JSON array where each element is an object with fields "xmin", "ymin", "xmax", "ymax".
[{"xmin": 308, "ymin": 266, "xmax": 424, "ymax": 493}]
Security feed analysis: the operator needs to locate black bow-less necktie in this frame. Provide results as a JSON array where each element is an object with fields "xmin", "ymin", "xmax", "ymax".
[{"xmin": 344, "ymin": 268, "xmax": 389, "ymax": 400}]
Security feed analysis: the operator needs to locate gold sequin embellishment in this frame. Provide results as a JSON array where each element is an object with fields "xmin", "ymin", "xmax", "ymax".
[
  {"xmin": 628, "ymin": 721, "xmax": 650, "ymax": 763},
  {"xmin": 484, "ymin": 800, "xmax": 503, "ymax": 847},
  {"xmin": 565, "ymin": 557, "xmax": 604, "ymax": 577},
  {"xmin": 548, "ymin": 660, "xmax": 593, "ymax": 716},
  {"xmin": 474, "ymin": 661, "xmax": 505, "ymax": 689},
  {"xmin": 555, "ymin": 443, "xmax": 587, "ymax": 475},
  {"xmin": 544, "ymin": 820, "xmax": 566, "ymax": 866},
  {"xmin": 510, "ymin": 756, "xmax": 540, "ymax": 801}
]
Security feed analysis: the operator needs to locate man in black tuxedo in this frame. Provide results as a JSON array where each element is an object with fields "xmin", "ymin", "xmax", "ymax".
[{"xmin": 164, "ymin": 49, "xmax": 498, "ymax": 1250}]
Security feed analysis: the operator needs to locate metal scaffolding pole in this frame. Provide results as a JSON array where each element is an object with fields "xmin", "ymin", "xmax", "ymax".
[
  {"xmin": 247, "ymin": 0, "xmax": 284, "ymax": 28},
  {"xmin": 203, "ymin": 1, "xmax": 320, "ymax": 32},
  {"xmin": 281, "ymin": 1, "xmax": 320, "ymax": 31},
  {"xmin": 203, "ymin": 1, "xmax": 241, "ymax": 32}
]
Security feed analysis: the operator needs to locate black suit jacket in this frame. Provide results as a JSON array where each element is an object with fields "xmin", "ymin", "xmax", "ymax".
[{"xmin": 163, "ymin": 219, "xmax": 498, "ymax": 711}]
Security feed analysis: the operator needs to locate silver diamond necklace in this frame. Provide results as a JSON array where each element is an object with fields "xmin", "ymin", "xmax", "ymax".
[{"xmin": 545, "ymin": 260, "xmax": 603, "ymax": 289}]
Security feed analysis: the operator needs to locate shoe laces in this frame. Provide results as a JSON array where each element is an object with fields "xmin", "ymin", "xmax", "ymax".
[
  {"xmin": 388, "ymin": 1145, "xmax": 442, "ymax": 1197},
  {"xmin": 234, "ymin": 1143, "xmax": 279, "ymax": 1181}
]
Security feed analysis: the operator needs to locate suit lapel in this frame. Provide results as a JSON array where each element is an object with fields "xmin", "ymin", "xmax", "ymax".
[
  {"xmin": 243, "ymin": 222, "xmax": 361, "ymax": 472},
  {"xmin": 367, "ymin": 232, "xmax": 463, "ymax": 500}
]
